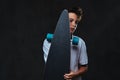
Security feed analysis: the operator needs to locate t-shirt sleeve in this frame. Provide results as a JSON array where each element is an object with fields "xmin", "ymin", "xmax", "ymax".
[
  {"xmin": 43, "ymin": 39, "xmax": 50, "ymax": 63},
  {"xmin": 79, "ymin": 39, "xmax": 88, "ymax": 65}
]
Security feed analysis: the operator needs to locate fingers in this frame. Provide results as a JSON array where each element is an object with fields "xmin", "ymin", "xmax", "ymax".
[{"xmin": 64, "ymin": 74, "xmax": 72, "ymax": 80}]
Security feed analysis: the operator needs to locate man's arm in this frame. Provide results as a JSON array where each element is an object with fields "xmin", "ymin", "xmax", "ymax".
[{"xmin": 64, "ymin": 65, "xmax": 88, "ymax": 79}]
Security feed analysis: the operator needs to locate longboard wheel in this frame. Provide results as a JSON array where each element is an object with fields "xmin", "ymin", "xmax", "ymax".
[
  {"xmin": 46, "ymin": 33, "xmax": 53, "ymax": 42},
  {"xmin": 72, "ymin": 36, "xmax": 79, "ymax": 45}
]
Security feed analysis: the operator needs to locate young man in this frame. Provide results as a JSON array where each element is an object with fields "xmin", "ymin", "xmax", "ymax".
[{"xmin": 43, "ymin": 7, "xmax": 88, "ymax": 80}]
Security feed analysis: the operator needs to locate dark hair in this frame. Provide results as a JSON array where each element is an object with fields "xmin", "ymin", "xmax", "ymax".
[{"xmin": 67, "ymin": 7, "xmax": 83, "ymax": 21}]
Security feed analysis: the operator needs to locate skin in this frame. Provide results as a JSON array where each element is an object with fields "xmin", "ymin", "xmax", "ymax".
[
  {"xmin": 69, "ymin": 12, "xmax": 81, "ymax": 34},
  {"xmin": 64, "ymin": 12, "xmax": 88, "ymax": 80}
]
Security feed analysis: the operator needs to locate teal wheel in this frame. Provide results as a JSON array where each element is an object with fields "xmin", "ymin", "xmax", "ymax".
[
  {"xmin": 72, "ymin": 37, "xmax": 79, "ymax": 45},
  {"xmin": 46, "ymin": 33, "xmax": 53, "ymax": 42}
]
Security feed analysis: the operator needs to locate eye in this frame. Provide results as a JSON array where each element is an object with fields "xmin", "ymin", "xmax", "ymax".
[{"xmin": 69, "ymin": 19, "xmax": 74, "ymax": 23}]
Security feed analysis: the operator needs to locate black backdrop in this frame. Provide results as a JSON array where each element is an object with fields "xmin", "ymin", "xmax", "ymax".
[{"xmin": 0, "ymin": 0, "xmax": 120, "ymax": 80}]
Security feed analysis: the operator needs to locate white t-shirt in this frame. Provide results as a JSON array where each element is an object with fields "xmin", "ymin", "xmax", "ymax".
[{"xmin": 42, "ymin": 35, "xmax": 88, "ymax": 80}]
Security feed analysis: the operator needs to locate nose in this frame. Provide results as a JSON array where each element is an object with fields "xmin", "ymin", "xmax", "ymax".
[{"xmin": 71, "ymin": 21, "xmax": 76, "ymax": 28}]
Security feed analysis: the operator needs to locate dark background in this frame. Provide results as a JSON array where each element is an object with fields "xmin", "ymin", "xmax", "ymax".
[{"xmin": 0, "ymin": 0, "xmax": 120, "ymax": 80}]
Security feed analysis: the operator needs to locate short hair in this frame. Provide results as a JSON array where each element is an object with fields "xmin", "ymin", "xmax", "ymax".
[{"xmin": 67, "ymin": 7, "xmax": 83, "ymax": 21}]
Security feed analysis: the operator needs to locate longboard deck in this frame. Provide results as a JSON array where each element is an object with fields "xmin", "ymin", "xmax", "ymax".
[{"xmin": 44, "ymin": 9, "xmax": 70, "ymax": 80}]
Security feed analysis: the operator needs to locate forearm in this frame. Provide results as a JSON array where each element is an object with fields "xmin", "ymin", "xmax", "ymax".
[
  {"xmin": 72, "ymin": 65, "xmax": 88, "ymax": 77},
  {"xmin": 64, "ymin": 65, "xmax": 88, "ymax": 79}
]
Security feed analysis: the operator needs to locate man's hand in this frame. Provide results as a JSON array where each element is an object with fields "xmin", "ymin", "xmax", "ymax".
[{"xmin": 64, "ymin": 71, "xmax": 76, "ymax": 80}]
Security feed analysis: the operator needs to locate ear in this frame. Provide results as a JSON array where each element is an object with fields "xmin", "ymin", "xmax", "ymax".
[{"xmin": 78, "ymin": 16, "xmax": 82, "ymax": 22}]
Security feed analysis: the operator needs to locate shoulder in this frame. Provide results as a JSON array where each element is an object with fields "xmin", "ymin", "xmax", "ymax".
[{"xmin": 72, "ymin": 35, "xmax": 86, "ymax": 44}]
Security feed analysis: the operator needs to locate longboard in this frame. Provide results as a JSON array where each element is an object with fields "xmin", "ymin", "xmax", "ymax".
[{"xmin": 44, "ymin": 9, "xmax": 71, "ymax": 80}]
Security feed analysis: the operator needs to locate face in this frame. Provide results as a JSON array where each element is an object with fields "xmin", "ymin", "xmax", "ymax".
[{"xmin": 69, "ymin": 12, "xmax": 80, "ymax": 34}]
